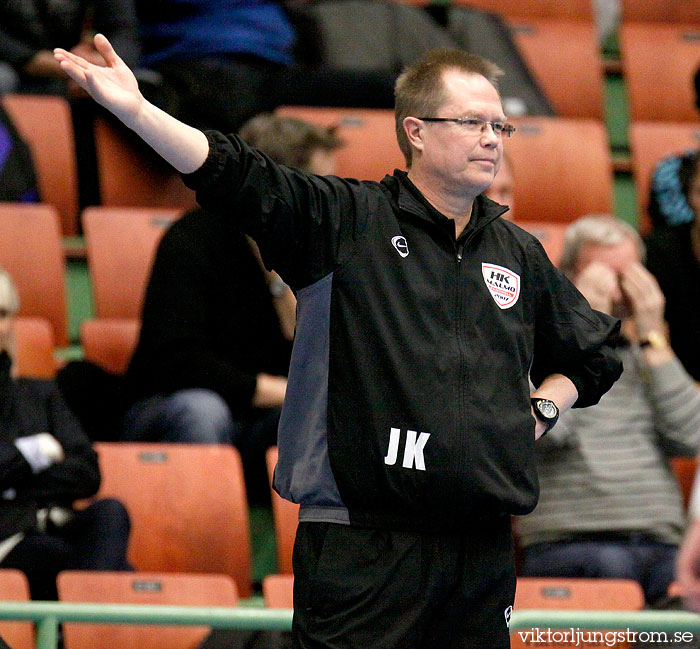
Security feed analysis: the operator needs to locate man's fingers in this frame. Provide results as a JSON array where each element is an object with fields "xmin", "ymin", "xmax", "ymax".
[
  {"xmin": 55, "ymin": 59, "xmax": 88, "ymax": 87},
  {"xmin": 54, "ymin": 48, "xmax": 91, "ymax": 84},
  {"xmin": 93, "ymin": 33, "xmax": 120, "ymax": 67},
  {"xmin": 54, "ymin": 47, "xmax": 90, "ymax": 69}
]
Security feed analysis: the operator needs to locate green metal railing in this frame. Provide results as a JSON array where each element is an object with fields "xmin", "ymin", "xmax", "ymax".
[
  {"xmin": 1, "ymin": 603, "xmax": 700, "ymax": 649},
  {"xmin": 0, "ymin": 601, "xmax": 293, "ymax": 649}
]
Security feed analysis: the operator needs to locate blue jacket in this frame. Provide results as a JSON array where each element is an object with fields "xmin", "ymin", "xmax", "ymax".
[{"xmin": 138, "ymin": 0, "xmax": 295, "ymax": 66}]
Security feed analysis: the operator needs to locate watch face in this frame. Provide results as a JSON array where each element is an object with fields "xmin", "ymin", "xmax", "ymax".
[{"xmin": 537, "ymin": 400, "xmax": 558, "ymax": 419}]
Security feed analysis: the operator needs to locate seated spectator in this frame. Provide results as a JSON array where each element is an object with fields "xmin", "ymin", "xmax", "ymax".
[
  {"xmin": 121, "ymin": 113, "xmax": 343, "ymax": 503},
  {"xmin": 0, "ymin": 267, "xmax": 131, "ymax": 601},
  {"xmin": 135, "ymin": 0, "xmax": 400, "ymax": 135},
  {"xmin": 517, "ymin": 214, "xmax": 700, "ymax": 605},
  {"xmin": 0, "ymin": 0, "xmax": 140, "ymax": 96},
  {"xmin": 645, "ymin": 153, "xmax": 700, "ymax": 383},
  {"xmin": 484, "ymin": 150, "xmax": 514, "ymax": 220},
  {"xmin": 647, "ymin": 64, "xmax": 700, "ymax": 229},
  {"xmin": 136, "ymin": 0, "xmax": 296, "ymax": 134},
  {"xmin": 136, "ymin": 0, "xmax": 553, "ymax": 136}
]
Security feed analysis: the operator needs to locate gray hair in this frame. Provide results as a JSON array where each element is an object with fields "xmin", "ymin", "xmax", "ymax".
[
  {"xmin": 0, "ymin": 267, "xmax": 19, "ymax": 360},
  {"xmin": 0, "ymin": 267, "xmax": 19, "ymax": 315},
  {"xmin": 559, "ymin": 214, "xmax": 645, "ymax": 278}
]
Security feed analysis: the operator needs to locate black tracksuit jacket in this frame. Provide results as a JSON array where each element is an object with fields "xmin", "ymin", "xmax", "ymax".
[{"xmin": 184, "ymin": 132, "xmax": 622, "ymax": 532}]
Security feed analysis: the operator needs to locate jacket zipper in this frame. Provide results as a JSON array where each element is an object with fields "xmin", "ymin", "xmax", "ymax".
[
  {"xmin": 452, "ymin": 223, "xmax": 492, "ymax": 473},
  {"xmin": 454, "ymin": 236, "xmax": 467, "ymax": 476}
]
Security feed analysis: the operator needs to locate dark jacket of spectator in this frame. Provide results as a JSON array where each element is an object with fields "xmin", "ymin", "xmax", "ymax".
[
  {"xmin": 124, "ymin": 209, "xmax": 293, "ymax": 419},
  {"xmin": 0, "ymin": 351, "xmax": 100, "ymax": 543}
]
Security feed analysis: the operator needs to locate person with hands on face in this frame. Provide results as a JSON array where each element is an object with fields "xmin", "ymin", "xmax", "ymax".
[
  {"xmin": 517, "ymin": 214, "xmax": 700, "ymax": 605},
  {"xmin": 53, "ymin": 38, "xmax": 622, "ymax": 648},
  {"xmin": 0, "ymin": 267, "xmax": 131, "ymax": 601}
]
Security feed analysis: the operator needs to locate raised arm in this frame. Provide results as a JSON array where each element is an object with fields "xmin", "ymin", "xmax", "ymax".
[{"xmin": 54, "ymin": 33, "xmax": 208, "ymax": 174}]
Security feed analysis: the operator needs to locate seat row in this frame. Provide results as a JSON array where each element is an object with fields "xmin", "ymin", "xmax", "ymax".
[
  {"xmin": 0, "ymin": 112, "xmax": 695, "ymax": 347},
  {"xmin": 0, "ymin": 567, "xmax": 648, "ymax": 649},
  {"xmin": 400, "ymin": 0, "xmax": 700, "ymax": 24},
  {"xmin": 3, "ymin": 8, "xmax": 700, "ymax": 233}
]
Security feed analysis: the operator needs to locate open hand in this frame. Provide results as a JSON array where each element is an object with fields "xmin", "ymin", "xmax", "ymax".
[{"xmin": 54, "ymin": 34, "xmax": 143, "ymax": 127}]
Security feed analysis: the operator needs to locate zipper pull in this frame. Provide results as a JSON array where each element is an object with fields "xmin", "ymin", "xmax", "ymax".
[{"xmin": 456, "ymin": 243, "xmax": 465, "ymax": 262}]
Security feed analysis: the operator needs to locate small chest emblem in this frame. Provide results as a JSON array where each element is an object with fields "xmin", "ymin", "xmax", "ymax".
[
  {"xmin": 391, "ymin": 236, "xmax": 409, "ymax": 258},
  {"xmin": 482, "ymin": 263, "xmax": 520, "ymax": 309}
]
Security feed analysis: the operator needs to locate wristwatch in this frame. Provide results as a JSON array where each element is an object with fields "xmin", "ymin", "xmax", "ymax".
[
  {"xmin": 639, "ymin": 330, "xmax": 669, "ymax": 351},
  {"xmin": 531, "ymin": 398, "xmax": 559, "ymax": 435}
]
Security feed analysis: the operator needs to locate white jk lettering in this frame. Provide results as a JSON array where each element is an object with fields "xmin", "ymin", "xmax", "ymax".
[
  {"xmin": 403, "ymin": 430, "xmax": 430, "ymax": 470},
  {"xmin": 384, "ymin": 427, "xmax": 401, "ymax": 466},
  {"xmin": 384, "ymin": 428, "xmax": 430, "ymax": 471}
]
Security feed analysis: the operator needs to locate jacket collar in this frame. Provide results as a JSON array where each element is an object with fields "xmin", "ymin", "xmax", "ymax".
[{"xmin": 382, "ymin": 170, "xmax": 510, "ymax": 233}]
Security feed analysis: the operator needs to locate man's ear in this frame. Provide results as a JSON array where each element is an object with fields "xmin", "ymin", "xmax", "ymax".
[{"xmin": 403, "ymin": 116, "xmax": 424, "ymax": 156}]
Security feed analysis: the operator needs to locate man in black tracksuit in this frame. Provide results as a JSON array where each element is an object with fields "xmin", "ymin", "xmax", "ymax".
[{"xmin": 57, "ymin": 42, "xmax": 622, "ymax": 648}]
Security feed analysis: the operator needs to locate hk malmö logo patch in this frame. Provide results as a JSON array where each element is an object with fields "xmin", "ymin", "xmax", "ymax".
[{"xmin": 482, "ymin": 263, "xmax": 520, "ymax": 309}]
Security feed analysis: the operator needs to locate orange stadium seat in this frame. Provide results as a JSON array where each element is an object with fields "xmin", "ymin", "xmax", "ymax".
[
  {"xmin": 13, "ymin": 317, "xmax": 56, "ymax": 379},
  {"xmin": 263, "ymin": 573, "xmax": 294, "ymax": 609},
  {"xmin": 621, "ymin": 0, "xmax": 700, "ymax": 23},
  {"xmin": 515, "ymin": 576, "xmax": 645, "ymax": 610},
  {"xmin": 93, "ymin": 115, "xmax": 197, "ymax": 210},
  {"xmin": 275, "ymin": 106, "xmax": 405, "ymax": 181},
  {"xmin": 508, "ymin": 19, "xmax": 604, "ymax": 119},
  {"xmin": 0, "ymin": 203, "xmax": 68, "ymax": 346},
  {"xmin": 1, "ymin": 94, "xmax": 79, "ymax": 235},
  {"xmin": 620, "ymin": 23, "xmax": 700, "ymax": 122},
  {"xmin": 0, "ymin": 569, "xmax": 34, "ymax": 649},
  {"xmin": 82, "ymin": 207, "xmax": 182, "ymax": 319},
  {"xmin": 512, "ymin": 577, "xmax": 645, "ymax": 649},
  {"xmin": 93, "ymin": 442, "xmax": 253, "ymax": 597},
  {"xmin": 628, "ymin": 121, "xmax": 700, "ymax": 231},
  {"xmin": 80, "ymin": 318, "xmax": 140, "ymax": 376},
  {"xmin": 671, "ymin": 456, "xmax": 698, "ymax": 511},
  {"xmin": 449, "ymin": 0, "xmax": 594, "ymax": 21},
  {"xmin": 265, "ymin": 446, "xmax": 299, "ymax": 575},
  {"xmin": 514, "ymin": 221, "xmax": 566, "ymax": 267},
  {"xmin": 505, "ymin": 117, "xmax": 613, "ymax": 223},
  {"xmin": 58, "ymin": 571, "xmax": 238, "ymax": 649}
]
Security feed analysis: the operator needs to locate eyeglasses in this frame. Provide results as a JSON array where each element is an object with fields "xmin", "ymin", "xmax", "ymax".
[{"xmin": 418, "ymin": 117, "xmax": 516, "ymax": 138}]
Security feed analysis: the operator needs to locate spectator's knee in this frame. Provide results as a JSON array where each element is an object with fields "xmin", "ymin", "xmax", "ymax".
[
  {"xmin": 92, "ymin": 498, "xmax": 131, "ymax": 535},
  {"xmin": 165, "ymin": 389, "xmax": 236, "ymax": 444},
  {"xmin": 589, "ymin": 545, "xmax": 639, "ymax": 580}
]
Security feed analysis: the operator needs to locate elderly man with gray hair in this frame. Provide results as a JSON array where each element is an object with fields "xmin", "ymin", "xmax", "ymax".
[{"xmin": 517, "ymin": 214, "xmax": 700, "ymax": 605}]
